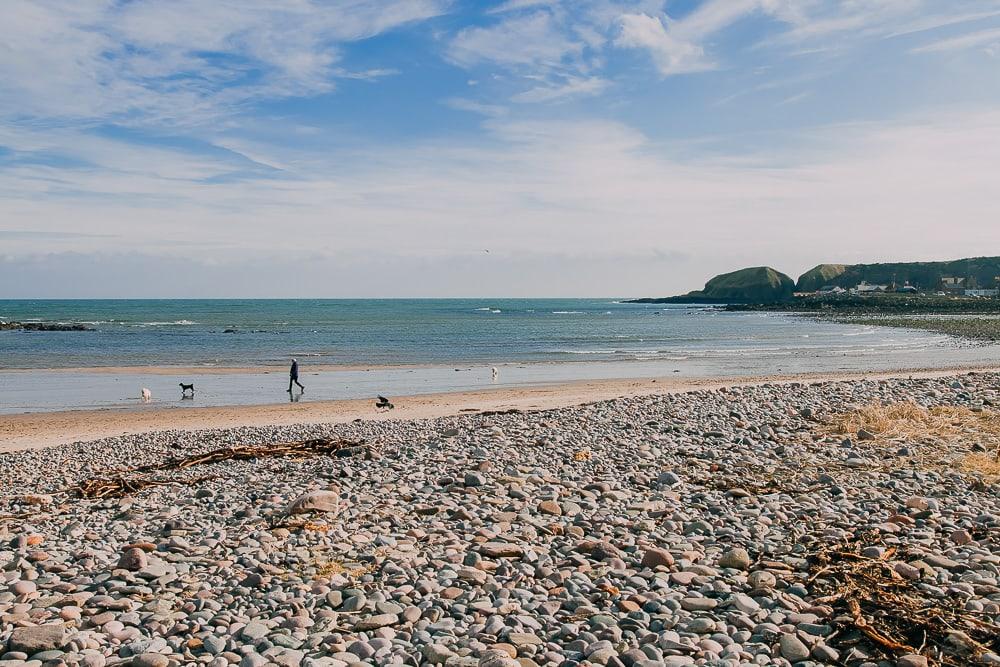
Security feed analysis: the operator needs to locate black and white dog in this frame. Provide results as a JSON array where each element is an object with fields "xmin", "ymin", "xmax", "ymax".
[{"xmin": 179, "ymin": 383, "xmax": 195, "ymax": 397}]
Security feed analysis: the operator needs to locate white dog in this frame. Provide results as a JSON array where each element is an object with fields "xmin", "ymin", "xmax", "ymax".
[
  {"xmin": 491, "ymin": 367, "xmax": 499, "ymax": 380},
  {"xmin": 140, "ymin": 387, "xmax": 152, "ymax": 403}
]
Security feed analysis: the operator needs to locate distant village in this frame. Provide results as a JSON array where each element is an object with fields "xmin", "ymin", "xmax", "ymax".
[{"xmin": 811, "ymin": 276, "xmax": 1000, "ymax": 298}]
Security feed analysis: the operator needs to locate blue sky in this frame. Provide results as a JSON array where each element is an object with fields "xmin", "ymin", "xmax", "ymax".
[{"xmin": 2, "ymin": 0, "xmax": 1000, "ymax": 297}]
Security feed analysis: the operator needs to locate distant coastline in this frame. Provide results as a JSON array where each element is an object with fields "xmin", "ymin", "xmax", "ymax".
[
  {"xmin": 628, "ymin": 256, "xmax": 1000, "ymax": 343},
  {"xmin": 630, "ymin": 255, "xmax": 1000, "ymax": 305}
]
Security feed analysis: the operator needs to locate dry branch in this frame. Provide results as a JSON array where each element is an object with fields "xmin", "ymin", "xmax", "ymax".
[
  {"xmin": 73, "ymin": 437, "xmax": 367, "ymax": 499},
  {"xmin": 806, "ymin": 533, "xmax": 1000, "ymax": 666}
]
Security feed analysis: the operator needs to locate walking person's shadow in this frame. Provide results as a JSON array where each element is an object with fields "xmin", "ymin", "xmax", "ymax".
[{"xmin": 289, "ymin": 389, "xmax": 303, "ymax": 403}]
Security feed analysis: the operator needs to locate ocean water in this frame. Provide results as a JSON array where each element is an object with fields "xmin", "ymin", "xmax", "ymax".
[
  {"xmin": 0, "ymin": 298, "xmax": 967, "ymax": 369},
  {"xmin": 1, "ymin": 299, "xmax": 998, "ymax": 413}
]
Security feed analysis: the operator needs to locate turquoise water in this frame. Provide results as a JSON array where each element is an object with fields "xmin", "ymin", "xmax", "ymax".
[
  {"xmin": 2, "ymin": 299, "xmax": 998, "ymax": 413},
  {"xmin": 0, "ymin": 298, "xmax": 961, "ymax": 369}
]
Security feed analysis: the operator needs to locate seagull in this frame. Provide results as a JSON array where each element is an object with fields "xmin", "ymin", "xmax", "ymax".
[{"xmin": 375, "ymin": 395, "xmax": 394, "ymax": 410}]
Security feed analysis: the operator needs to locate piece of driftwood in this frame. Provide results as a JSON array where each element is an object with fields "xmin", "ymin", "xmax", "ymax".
[
  {"xmin": 73, "ymin": 438, "xmax": 367, "ymax": 499},
  {"xmin": 806, "ymin": 533, "xmax": 1000, "ymax": 666}
]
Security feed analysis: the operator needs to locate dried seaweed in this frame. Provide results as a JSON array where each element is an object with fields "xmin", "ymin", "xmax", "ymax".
[
  {"xmin": 478, "ymin": 408, "xmax": 523, "ymax": 416},
  {"xmin": 806, "ymin": 533, "xmax": 1000, "ymax": 666},
  {"xmin": 73, "ymin": 437, "xmax": 367, "ymax": 499}
]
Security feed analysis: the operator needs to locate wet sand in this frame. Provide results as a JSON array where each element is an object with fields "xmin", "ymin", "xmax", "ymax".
[{"xmin": 3, "ymin": 365, "xmax": 997, "ymax": 454}]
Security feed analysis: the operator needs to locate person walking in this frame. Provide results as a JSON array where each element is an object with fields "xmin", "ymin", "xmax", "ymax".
[{"xmin": 288, "ymin": 358, "xmax": 305, "ymax": 393}]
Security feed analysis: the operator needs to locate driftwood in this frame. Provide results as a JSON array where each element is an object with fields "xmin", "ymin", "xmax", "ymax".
[
  {"xmin": 806, "ymin": 533, "xmax": 1000, "ymax": 666},
  {"xmin": 73, "ymin": 438, "xmax": 367, "ymax": 499}
]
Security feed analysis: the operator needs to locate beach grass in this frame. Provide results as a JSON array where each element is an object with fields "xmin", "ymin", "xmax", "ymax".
[{"xmin": 827, "ymin": 401, "xmax": 1000, "ymax": 479}]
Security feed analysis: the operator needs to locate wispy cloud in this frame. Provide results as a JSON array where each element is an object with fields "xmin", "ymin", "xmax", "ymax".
[
  {"xmin": 0, "ymin": 0, "xmax": 447, "ymax": 126},
  {"xmin": 911, "ymin": 26, "xmax": 1000, "ymax": 53},
  {"xmin": 5, "ymin": 105, "xmax": 1000, "ymax": 294},
  {"xmin": 0, "ymin": 230, "xmax": 115, "ymax": 240},
  {"xmin": 887, "ymin": 9, "xmax": 1000, "ymax": 39},
  {"xmin": 443, "ymin": 98, "xmax": 509, "ymax": 117},
  {"xmin": 448, "ymin": 11, "xmax": 582, "ymax": 68},
  {"xmin": 616, "ymin": 13, "xmax": 714, "ymax": 76},
  {"xmin": 777, "ymin": 91, "xmax": 810, "ymax": 106},
  {"xmin": 3, "ymin": 1, "xmax": 1000, "ymax": 296},
  {"xmin": 512, "ymin": 76, "xmax": 610, "ymax": 102}
]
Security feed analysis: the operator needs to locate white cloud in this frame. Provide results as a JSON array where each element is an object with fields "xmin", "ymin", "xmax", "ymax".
[
  {"xmin": 512, "ymin": 76, "xmax": 610, "ymax": 102},
  {"xmin": 911, "ymin": 26, "xmax": 1000, "ymax": 53},
  {"xmin": 0, "ymin": 0, "xmax": 447, "ymax": 125},
  {"xmin": 616, "ymin": 13, "xmax": 713, "ymax": 76},
  {"xmin": 4, "ymin": 109, "xmax": 1000, "ymax": 295},
  {"xmin": 613, "ymin": 0, "xmax": 1000, "ymax": 78},
  {"xmin": 887, "ymin": 9, "xmax": 1000, "ymax": 39},
  {"xmin": 444, "ymin": 98, "xmax": 509, "ymax": 116},
  {"xmin": 488, "ymin": 0, "xmax": 560, "ymax": 14},
  {"xmin": 448, "ymin": 12, "xmax": 582, "ymax": 68},
  {"xmin": 446, "ymin": 1, "xmax": 659, "ymax": 103}
]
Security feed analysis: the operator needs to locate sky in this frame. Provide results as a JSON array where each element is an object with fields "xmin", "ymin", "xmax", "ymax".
[{"xmin": 2, "ymin": 0, "xmax": 1000, "ymax": 298}]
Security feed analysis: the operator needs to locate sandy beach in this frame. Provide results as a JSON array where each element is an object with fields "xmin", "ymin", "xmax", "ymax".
[{"xmin": 4, "ymin": 365, "xmax": 998, "ymax": 453}]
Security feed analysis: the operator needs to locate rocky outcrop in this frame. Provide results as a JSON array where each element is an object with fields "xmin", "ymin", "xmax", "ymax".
[{"xmin": 0, "ymin": 321, "xmax": 94, "ymax": 331}]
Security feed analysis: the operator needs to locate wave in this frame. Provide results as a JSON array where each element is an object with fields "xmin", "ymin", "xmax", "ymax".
[
  {"xmin": 132, "ymin": 320, "xmax": 199, "ymax": 326},
  {"xmin": 547, "ymin": 349, "xmax": 688, "ymax": 358},
  {"xmin": 552, "ymin": 311, "xmax": 584, "ymax": 315}
]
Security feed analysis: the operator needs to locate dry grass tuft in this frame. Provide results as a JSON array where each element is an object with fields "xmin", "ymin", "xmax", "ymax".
[
  {"xmin": 829, "ymin": 402, "xmax": 1000, "ymax": 449},
  {"xmin": 830, "ymin": 402, "xmax": 1000, "ymax": 442},
  {"xmin": 826, "ymin": 401, "xmax": 1000, "ymax": 479},
  {"xmin": 573, "ymin": 449, "xmax": 592, "ymax": 462},
  {"xmin": 959, "ymin": 453, "xmax": 1000, "ymax": 479}
]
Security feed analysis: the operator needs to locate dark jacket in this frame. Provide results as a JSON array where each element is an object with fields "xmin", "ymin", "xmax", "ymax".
[{"xmin": 290, "ymin": 361, "xmax": 299, "ymax": 379}]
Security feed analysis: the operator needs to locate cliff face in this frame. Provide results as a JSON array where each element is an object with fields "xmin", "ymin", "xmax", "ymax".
[{"xmin": 796, "ymin": 257, "xmax": 1000, "ymax": 291}]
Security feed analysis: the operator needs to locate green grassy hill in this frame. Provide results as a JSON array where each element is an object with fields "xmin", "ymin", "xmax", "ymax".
[
  {"xmin": 700, "ymin": 266, "xmax": 796, "ymax": 301},
  {"xmin": 796, "ymin": 264, "xmax": 847, "ymax": 291},
  {"xmin": 630, "ymin": 266, "xmax": 795, "ymax": 304},
  {"xmin": 796, "ymin": 257, "xmax": 1000, "ymax": 291}
]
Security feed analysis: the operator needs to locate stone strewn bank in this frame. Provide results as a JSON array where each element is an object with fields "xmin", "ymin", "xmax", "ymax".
[{"xmin": 2, "ymin": 374, "xmax": 1000, "ymax": 667}]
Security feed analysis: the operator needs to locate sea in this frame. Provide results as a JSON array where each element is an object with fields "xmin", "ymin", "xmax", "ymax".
[{"xmin": 1, "ymin": 299, "xmax": 997, "ymax": 414}]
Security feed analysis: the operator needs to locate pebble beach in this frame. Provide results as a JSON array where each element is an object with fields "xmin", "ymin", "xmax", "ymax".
[{"xmin": 3, "ymin": 373, "xmax": 1000, "ymax": 667}]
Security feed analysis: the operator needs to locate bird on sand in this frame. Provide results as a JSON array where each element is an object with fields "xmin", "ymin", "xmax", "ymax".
[{"xmin": 375, "ymin": 395, "xmax": 394, "ymax": 410}]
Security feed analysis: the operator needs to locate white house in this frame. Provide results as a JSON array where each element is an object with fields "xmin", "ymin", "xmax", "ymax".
[{"xmin": 856, "ymin": 281, "xmax": 888, "ymax": 294}]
